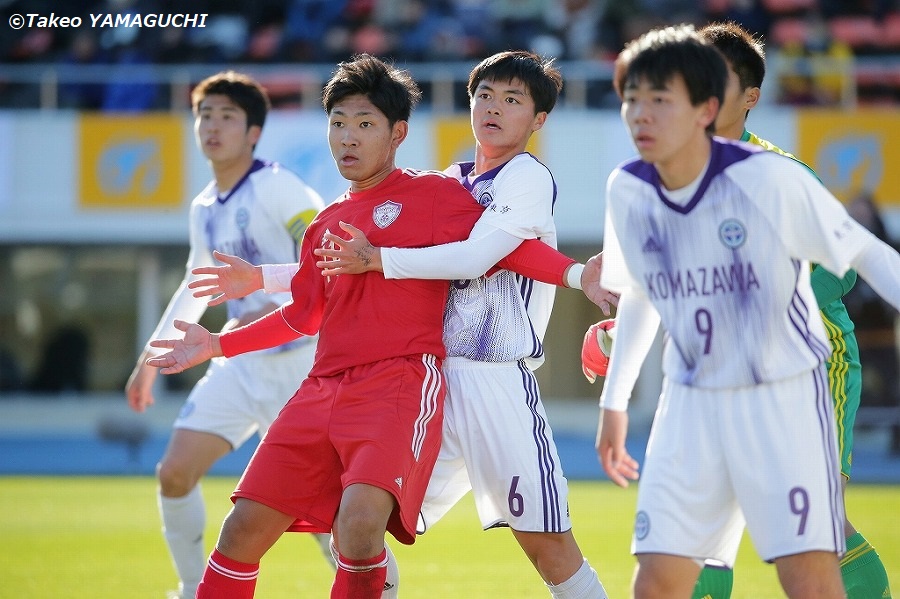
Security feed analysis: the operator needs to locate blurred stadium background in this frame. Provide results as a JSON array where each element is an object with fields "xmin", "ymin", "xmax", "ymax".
[{"xmin": 0, "ymin": 0, "xmax": 898, "ymax": 480}]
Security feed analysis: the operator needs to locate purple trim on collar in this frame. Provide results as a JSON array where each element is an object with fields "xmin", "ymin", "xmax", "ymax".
[
  {"xmin": 217, "ymin": 159, "xmax": 268, "ymax": 204},
  {"xmin": 622, "ymin": 139, "xmax": 760, "ymax": 214}
]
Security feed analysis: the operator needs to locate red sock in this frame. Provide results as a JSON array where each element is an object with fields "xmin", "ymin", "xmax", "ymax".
[
  {"xmin": 196, "ymin": 548, "xmax": 259, "ymax": 599},
  {"xmin": 330, "ymin": 549, "xmax": 388, "ymax": 599}
]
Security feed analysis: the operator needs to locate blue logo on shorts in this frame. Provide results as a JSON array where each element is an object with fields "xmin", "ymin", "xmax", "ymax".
[
  {"xmin": 634, "ymin": 510, "xmax": 650, "ymax": 540},
  {"xmin": 178, "ymin": 401, "xmax": 195, "ymax": 420}
]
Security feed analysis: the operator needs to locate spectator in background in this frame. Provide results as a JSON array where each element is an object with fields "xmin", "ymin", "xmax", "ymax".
[
  {"xmin": 282, "ymin": 0, "xmax": 350, "ymax": 61},
  {"xmin": 777, "ymin": 10, "xmax": 853, "ymax": 106},
  {"xmin": 489, "ymin": 0, "xmax": 552, "ymax": 55},
  {"xmin": 845, "ymin": 189, "xmax": 900, "ymax": 455},
  {"xmin": 58, "ymin": 31, "xmax": 107, "ymax": 109}
]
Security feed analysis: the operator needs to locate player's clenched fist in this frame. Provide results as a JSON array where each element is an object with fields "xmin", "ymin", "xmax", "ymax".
[{"xmin": 581, "ymin": 319, "xmax": 616, "ymax": 383}]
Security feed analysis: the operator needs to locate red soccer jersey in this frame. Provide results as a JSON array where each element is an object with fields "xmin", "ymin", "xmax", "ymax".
[{"xmin": 220, "ymin": 168, "xmax": 484, "ymax": 376}]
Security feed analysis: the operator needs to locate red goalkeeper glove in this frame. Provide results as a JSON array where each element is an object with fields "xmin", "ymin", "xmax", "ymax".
[{"xmin": 581, "ymin": 319, "xmax": 616, "ymax": 383}]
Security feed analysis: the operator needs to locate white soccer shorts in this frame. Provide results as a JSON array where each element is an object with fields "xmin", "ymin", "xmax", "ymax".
[
  {"xmin": 418, "ymin": 357, "xmax": 572, "ymax": 534},
  {"xmin": 633, "ymin": 366, "xmax": 845, "ymax": 566},
  {"xmin": 173, "ymin": 341, "xmax": 316, "ymax": 449}
]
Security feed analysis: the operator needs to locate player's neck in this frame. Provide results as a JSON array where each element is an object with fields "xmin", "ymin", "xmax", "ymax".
[
  {"xmin": 656, "ymin": 135, "xmax": 712, "ymax": 191},
  {"xmin": 716, "ymin": 121, "xmax": 746, "ymax": 142},
  {"xmin": 472, "ymin": 144, "xmax": 524, "ymax": 176},
  {"xmin": 211, "ymin": 154, "xmax": 255, "ymax": 193}
]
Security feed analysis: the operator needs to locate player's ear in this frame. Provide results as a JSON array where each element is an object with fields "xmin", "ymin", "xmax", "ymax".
[
  {"xmin": 700, "ymin": 96, "xmax": 720, "ymax": 131},
  {"xmin": 532, "ymin": 111, "xmax": 548, "ymax": 132},
  {"xmin": 744, "ymin": 86, "xmax": 761, "ymax": 111},
  {"xmin": 391, "ymin": 120, "xmax": 408, "ymax": 148},
  {"xmin": 247, "ymin": 124, "xmax": 262, "ymax": 146}
]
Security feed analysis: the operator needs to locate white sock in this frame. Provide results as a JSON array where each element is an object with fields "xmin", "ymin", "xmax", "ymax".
[
  {"xmin": 329, "ymin": 536, "xmax": 399, "ymax": 598},
  {"xmin": 382, "ymin": 542, "xmax": 399, "ymax": 598},
  {"xmin": 158, "ymin": 485, "xmax": 206, "ymax": 598},
  {"xmin": 546, "ymin": 558, "xmax": 608, "ymax": 599}
]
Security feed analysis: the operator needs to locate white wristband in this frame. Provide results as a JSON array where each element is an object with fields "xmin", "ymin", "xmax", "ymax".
[{"xmin": 565, "ymin": 263, "xmax": 585, "ymax": 290}]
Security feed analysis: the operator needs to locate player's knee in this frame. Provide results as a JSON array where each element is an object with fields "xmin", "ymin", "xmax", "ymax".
[
  {"xmin": 156, "ymin": 458, "xmax": 198, "ymax": 497},
  {"xmin": 515, "ymin": 531, "xmax": 584, "ymax": 584},
  {"xmin": 334, "ymin": 509, "xmax": 388, "ymax": 558}
]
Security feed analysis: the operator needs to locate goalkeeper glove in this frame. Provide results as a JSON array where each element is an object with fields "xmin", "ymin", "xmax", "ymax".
[{"xmin": 581, "ymin": 319, "xmax": 616, "ymax": 383}]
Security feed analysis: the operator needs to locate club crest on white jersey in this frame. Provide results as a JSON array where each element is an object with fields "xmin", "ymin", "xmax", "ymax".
[{"xmin": 373, "ymin": 200, "xmax": 401, "ymax": 228}]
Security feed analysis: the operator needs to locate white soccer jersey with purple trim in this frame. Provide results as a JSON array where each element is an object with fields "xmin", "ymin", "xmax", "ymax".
[
  {"xmin": 442, "ymin": 152, "xmax": 557, "ymax": 368},
  {"xmin": 149, "ymin": 159, "xmax": 324, "ymax": 349},
  {"xmin": 601, "ymin": 138, "xmax": 872, "ymax": 388}
]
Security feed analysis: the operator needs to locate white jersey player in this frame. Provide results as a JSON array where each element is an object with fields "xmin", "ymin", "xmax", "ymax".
[
  {"xmin": 125, "ymin": 71, "xmax": 330, "ymax": 599},
  {"xmin": 596, "ymin": 26, "xmax": 900, "ymax": 599}
]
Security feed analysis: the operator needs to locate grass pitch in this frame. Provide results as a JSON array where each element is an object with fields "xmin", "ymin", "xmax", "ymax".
[{"xmin": 2, "ymin": 476, "xmax": 898, "ymax": 598}]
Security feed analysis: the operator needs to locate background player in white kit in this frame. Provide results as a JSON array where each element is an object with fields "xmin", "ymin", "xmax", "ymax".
[
  {"xmin": 191, "ymin": 51, "xmax": 615, "ymax": 598},
  {"xmin": 596, "ymin": 24, "xmax": 900, "ymax": 599},
  {"xmin": 124, "ymin": 70, "xmax": 331, "ymax": 599}
]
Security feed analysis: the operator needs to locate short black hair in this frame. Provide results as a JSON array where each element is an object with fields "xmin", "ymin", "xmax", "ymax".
[
  {"xmin": 322, "ymin": 54, "xmax": 422, "ymax": 125},
  {"xmin": 618, "ymin": 24, "xmax": 727, "ymax": 133},
  {"xmin": 467, "ymin": 50, "xmax": 563, "ymax": 114},
  {"xmin": 191, "ymin": 71, "xmax": 270, "ymax": 129},
  {"xmin": 698, "ymin": 21, "xmax": 766, "ymax": 91}
]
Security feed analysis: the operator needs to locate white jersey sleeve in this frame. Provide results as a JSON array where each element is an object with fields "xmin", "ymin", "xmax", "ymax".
[
  {"xmin": 381, "ymin": 225, "xmax": 522, "ymax": 280},
  {"xmin": 726, "ymin": 151, "xmax": 875, "ymax": 279},
  {"xmin": 145, "ymin": 192, "xmax": 217, "ymax": 353},
  {"xmin": 262, "ymin": 263, "xmax": 300, "ymax": 293},
  {"xmin": 598, "ymin": 287, "xmax": 661, "ymax": 411}
]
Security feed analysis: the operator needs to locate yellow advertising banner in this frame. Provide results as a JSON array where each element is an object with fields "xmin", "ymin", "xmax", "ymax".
[
  {"xmin": 796, "ymin": 109, "xmax": 900, "ymax": 206},
  {"xmin": 434, "ymin": 116, "xmax": 541, "ymax": 170},
  {"xmin": 79, "ymin": 114, "xmax": 183, "ymax": 209}
]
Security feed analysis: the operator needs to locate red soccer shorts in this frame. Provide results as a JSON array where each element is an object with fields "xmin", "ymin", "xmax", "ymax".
[{"xmin": 232, "ymin": 353, "xmax": 444, "ymax": 545}]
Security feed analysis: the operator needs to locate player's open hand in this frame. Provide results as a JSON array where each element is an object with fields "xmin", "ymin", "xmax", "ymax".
[
  {"xmin": 189, "ymin": 250, "xmax": 262, "ymax": 307},
  {"xmin": 314, "ymin": 221, "xmax": 382, "ymax": 276},
  {"xmin": 146, "ymin": 320, "xmax": 220, "ymax": 375},
  {"xmin": 581, "ymin": 252, "xmax": 619, "ymax": 315},
  {"xmin": 596, "ymin": 408, "xmax": 640, "ymax": 488}
]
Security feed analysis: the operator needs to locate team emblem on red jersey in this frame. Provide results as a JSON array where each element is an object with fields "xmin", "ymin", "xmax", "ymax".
[{"xmin": 373, "ymin": 200, "xmax": 401, "ymax": 228}]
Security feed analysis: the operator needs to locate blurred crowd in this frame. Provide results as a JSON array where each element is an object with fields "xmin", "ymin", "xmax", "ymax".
[{"xmin": 0, "ymin": 0, "xmax": 897, "ymax": 109}]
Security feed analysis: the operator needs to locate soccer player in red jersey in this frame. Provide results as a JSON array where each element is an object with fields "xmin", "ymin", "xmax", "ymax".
[{"xmin": 146, "ymin": 54, "xmax": 486, "ymax": 599}]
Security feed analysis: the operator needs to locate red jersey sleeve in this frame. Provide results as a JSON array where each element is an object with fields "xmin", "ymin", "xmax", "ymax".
[
  {"xmin": 493, "ymin": 239, "xmax": 577, "ymax": 287},
  {"xmin": 219, "ymin": 307, "xmax": 303, "ymax": 357}
]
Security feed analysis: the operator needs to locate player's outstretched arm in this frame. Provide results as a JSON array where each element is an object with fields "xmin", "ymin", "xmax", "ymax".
[
  {"xmin": 146, "ymin": 320, "xmax": 222, "ymax": 375},
  {"xmin": 189, "ymin": 250, "xmax": 264, "ymax": 306},
  {"xmin": 596, "ymin": 409, "xmax": 639, "ymax": 488},
  {"xmin": 314, "ymin": 222, "xmax": 382, "ymax": 276}
]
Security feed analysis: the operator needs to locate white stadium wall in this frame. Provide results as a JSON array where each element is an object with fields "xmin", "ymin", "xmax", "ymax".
[
  {"xmin": 3, "ymin": 105, "xmax": 900, "ymax": 245},
  {"xmin": 0, "ymin": 107, "xmax": 799, "ymax": 245}
]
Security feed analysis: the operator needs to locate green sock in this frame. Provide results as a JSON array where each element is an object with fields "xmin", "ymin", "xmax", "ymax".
[
  {"xmin": 692, "ymin": 564, "xmax": 734, "ymax": 599},
  {"xmin": 842, "ymin": 531, "xmax": 893, "ymax": 599}
]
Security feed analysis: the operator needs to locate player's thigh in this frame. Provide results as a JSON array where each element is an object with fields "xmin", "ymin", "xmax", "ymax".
[
  {"xmin": 634, "ymin": 380, "xmax": 744, "ymax": 565},
  {"xmin": 334, "ymin": 355, "xmax": 445, "ymax": 545},
  {"xmin": 158, "ymin": 428, "xmax": 232, "ymax": 488},
  {"xmin": 634, "ymin": 554, "xmax": 702, "ymax": 599},
  {"xmin": 774, "ymin": 550, "xmax": 844, "ymax": 598},
  {"xmin": 723, "ymin": 368, "xmax": 844, "ymax": 561},
  {"xmin": 443, "ymin": 358, "xmax": 570, "ymax": 533}
]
